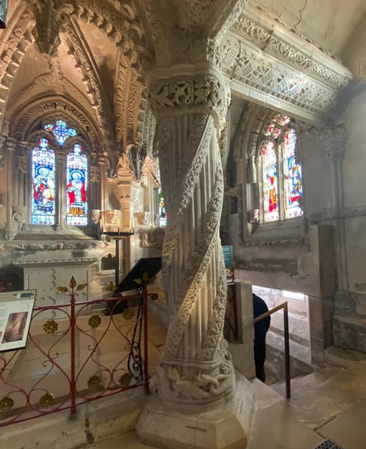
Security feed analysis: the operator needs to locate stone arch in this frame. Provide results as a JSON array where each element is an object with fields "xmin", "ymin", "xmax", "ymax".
[{"xmin": 9, "ymin": 96, "xmax": 104, "ymax": 155}]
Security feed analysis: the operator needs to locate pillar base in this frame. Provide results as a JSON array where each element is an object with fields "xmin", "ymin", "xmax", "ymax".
[{"xmin": 136, "ymin": 372, "xmax": 253, "ymax": 449}]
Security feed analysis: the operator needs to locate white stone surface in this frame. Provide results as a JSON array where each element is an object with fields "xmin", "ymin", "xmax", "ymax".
[{"xmin": 136, "ymin": 372, "xmax": 253, "ymax": 449}]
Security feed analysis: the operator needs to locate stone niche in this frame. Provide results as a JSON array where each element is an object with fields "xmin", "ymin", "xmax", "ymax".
[{"xmin": 14, "ymin": 259, "xmax": 96, "ymax": 309}]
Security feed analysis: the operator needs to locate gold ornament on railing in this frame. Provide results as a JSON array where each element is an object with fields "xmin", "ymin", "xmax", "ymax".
[
  {"xmin": 88, "ymin": 375, "xmax": 102, "ymax": 389},
  {"xmin": 43, "ymin": 320, "xmax": 58, "ymax": 335},
  {"xmin": 0, "ymin": 396, "xmax": 14, "ymax": 411},
  {"xmin": 88, "ymin": 315, "xmax": 102, "ymax": 329},
  {"xmin": 120, "ymin": 373, "xmax": 133, "ymax": 387},
  {"xmin": 133, "ymin": 271, "xmax": 156, "ymax": 288},
  {"xmin": 122, "ymin": 308, "xmax": 135, "ymax": 321},
  {"xmin": 39, "ymin": 393, "xmax": 55, "ymax": 408},
  {"xmin": 57, "ymin": 277, "xmax": 88, "ymax": 296},
  {"xmin": 105, "ymin": 281, "xmax": 116, "ymax": 293}
]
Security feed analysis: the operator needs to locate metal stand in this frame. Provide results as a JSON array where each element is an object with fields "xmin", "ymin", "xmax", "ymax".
[{"xmin": 101, "ymin": 231, "xmax": 134, "ymax": 286}]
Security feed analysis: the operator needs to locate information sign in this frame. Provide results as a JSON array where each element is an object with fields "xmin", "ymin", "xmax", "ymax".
[{"xmin": 0, "ymin": 290, "xmax": 36, "ymax": 353}]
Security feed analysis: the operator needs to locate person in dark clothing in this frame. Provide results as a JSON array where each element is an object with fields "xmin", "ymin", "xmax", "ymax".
[{"xmin": 253, "ymin": 293, "xmax": 271, "ymax": 383}]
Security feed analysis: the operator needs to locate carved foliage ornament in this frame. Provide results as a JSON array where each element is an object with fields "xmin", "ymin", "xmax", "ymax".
[{"xmin": 148, "ymin": 72, "xmax": 230, "ymax": 131}]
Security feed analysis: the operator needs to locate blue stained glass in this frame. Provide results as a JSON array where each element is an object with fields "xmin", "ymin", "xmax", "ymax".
[
  {"xmin": 159, "ymin": 190, "xmax": 167, "ymax": 227},
  {"xmin": 262, "ymin": 142, "xmax": 279, "ymax": 222},
  {"xmin": 283, "ymin": 129, "xmax": 303, "ymax": 219},
  {"xmin": 45, "ymin": 120, "xmax": 77, "ymax": 145},
  {"xmin": 31, "ymin": 139, "xmax": 56, "ymax": 225},
  {"xmin": 66, "ymin": 144, "xmax": 88, "ymax": 226}
]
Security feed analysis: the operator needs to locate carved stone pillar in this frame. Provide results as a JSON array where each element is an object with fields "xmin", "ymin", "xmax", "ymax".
[
  {"xmin": 4, "ymin": 139, "xmax": 16, "ymax": 240},
  {"xmin": 56, "ymin": 151, "xmax": 66, "ymax": 231},
  {"xmin": 137, "ymin": 62, "xmax": 252, "ymax": 449},
  {"xmin": 116, "ymin": 153, "xmax": 139, "ymax": 231},
  {"xmin": 322, "ymin": 125, "xmax": 348, "ymax": 291}
]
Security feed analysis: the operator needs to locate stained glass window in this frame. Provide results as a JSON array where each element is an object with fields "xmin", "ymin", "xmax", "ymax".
[
  {"xmin": 159, "ymin": 190, "xmax": 167, "ymax": 227},
  {"xmin": 45, "ymin": 119, "xmax": 77, "ymax": 146},
  {"xmin": 283, "ymin": 129, "xmax": 303, "ymax": 219},
  {"xmin": 66, "ymin": 144, "xmax": 88, "ymax": 226},
  {"xmin": 262, "ymin": 141, "xmax": 279, "ymax": 222},
  {"xmin": 31, "ymin": 138, "xmax": 56, "ymax": 225}
]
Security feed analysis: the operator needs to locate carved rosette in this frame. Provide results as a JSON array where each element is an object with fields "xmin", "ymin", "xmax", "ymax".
[{"xmin": 148, "ymin": 64, "xmax": 234, "ymax": 410}]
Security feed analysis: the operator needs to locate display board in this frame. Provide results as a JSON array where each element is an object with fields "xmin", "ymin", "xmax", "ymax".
[
  {"xmin": 0, "ymin": 290, "xmax": 36, "ymax": 353},
  {"xmin": 222, "ymin": 245, "xmax": 234, "ymax": 283}
]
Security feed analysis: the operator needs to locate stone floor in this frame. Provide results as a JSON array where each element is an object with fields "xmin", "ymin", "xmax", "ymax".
[{"xmin": 88, "ymin": 349, "xmax": 366, "ymax": 449}]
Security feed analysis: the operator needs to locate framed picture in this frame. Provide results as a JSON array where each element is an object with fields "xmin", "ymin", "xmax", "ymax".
[{"xmin": 0, "ymin": 290, "xmax": 37, "ymax": 353}]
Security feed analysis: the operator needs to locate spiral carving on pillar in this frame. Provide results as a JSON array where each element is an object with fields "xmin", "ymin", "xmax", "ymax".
[{"xmin": 149, "ymin": 66, "xmax": 234, "ymax": 408}]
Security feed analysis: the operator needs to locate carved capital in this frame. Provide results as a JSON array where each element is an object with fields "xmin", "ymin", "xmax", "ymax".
[
  {"xmin": 147, "ymin": 62, "xmax": 230, "ymax": 131},
  {"xmin": 318, "ymin": 125, "xmax": 347, "ymax": 161}
]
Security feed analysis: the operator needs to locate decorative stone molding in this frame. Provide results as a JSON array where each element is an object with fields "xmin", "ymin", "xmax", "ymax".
[
  {"xmin": 135, "ymin": 211, "xmax": 150, "ymax": 227},
  {"xmin": 220, "ymin": 34, "xmax": 339, "ymax": 121},
  {"xmin": 12, "ymin": 205, "xmax": 27, "ymax": 225},
  {"xmin": 105, "ymin": 210, "xmax": 119, "ymax": 226},
  {"xmin": 233, "ymin": 9, "xmax": 351, "ymax": 89},
  {"xmin": 10, "ymin": 98, "xmax": 103, "ymax": 153},
  {"xmin": 90, "ymin": 166, "xmax": 100, "ymax": 183},
  {"xmin": 205, "ymin": 0, "xmax": 250, "ymax": 41},
  {"xmin": 29, "ymin": 0, "xmax": 63, "ymax": 57},
  {"xmin": 5, "ymin": 240, "xmax": 111, "ymax": 251},
  {"xmin": 90, "ymin": 209, "xmax": 101, "ymax": 225},
  {"xmin": 15, "ymin": 155, "xmax": 27, "ymax": 174},
  {"xmin": 57, "ymin": 0, "xmax": 150, "ymax": 69},
  {"xmin": 310, "ymin": 206, "xmax": 366, "ymax": 224},
  {"xmin": 141, "ymin": 155, "xmax": 160, "ymax": 188},
  {"xmin": 0, "ymin": 5, "xmax": 35, "ymax": 129},
  {"xmin": 147, "ymin": 63, "xmax": 230, "ymax": 131},
  {"xmin": 140, "ymin": 227, "xmax": 165, "ymax": 248},
  {"xmin": 62, "ymin": 19, "xmax": 114, "ymax": 145}
]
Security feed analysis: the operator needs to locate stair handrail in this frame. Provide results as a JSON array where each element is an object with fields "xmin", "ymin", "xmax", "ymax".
[{"xmin": 254, "ymin": 301, "xmax": 291, "ymax": 399}]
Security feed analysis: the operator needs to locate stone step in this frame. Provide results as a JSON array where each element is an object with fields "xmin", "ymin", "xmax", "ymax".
[
  {"xmin": 270, "ymin": 368, "xmax": 341, "ymax": 397},
  {"xmin": 324, "ymin": 346, "xmax": 366, "ymax": 369}
]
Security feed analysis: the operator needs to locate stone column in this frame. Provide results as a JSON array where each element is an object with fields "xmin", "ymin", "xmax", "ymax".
[
  {"xmin": 4, "ymin": 139, "xmax": 16, "ymax": 240},
  {"xmin": 321, "ymin": 126, "xmax": 348, "ymax": 291},
  {"xmin": 137, "ymin": 62, "xmax": 253, "ymax": 449}
]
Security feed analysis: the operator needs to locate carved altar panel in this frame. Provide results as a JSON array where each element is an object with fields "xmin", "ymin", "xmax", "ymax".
[{"xmin": 15, "ymin": 259, "xmax": 95, "ymax": 311}]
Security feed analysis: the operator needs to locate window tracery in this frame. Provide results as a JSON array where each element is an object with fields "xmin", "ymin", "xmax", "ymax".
[
  {"xmin": 44, "ymin": 119, "xmax": 77, "ymax": 146},
  {"xmin": 29, "ymin": 119, "xmax": 93, "ymax": 228},
  {"xmin": 259, "ymin": 114, "xmax": 303, "ymax": 223},
  {"xmin": 31, "ymin": 138, "xmax": 56, "ymax": 226},
  {"xmin": 66, "ymin": 144, "xmax": 88, "ymax": 226}
]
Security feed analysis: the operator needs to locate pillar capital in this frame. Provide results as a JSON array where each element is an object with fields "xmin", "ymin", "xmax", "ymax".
[
  {"xmin": 318, "ymin": 124, "xmax": 347, "ymax": 161},
  {"xmin": 146, "ymin": 62, "xmax": 230, "ymax": 131}
]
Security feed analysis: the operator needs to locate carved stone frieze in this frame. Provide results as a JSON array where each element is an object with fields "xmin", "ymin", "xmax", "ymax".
[
  {"xmin": 220, "ymin": 35, "xmax": 338, "ymax": 119},
  {"xmin": 233, "ymin": 13, "xmax": 350, "ymax": 89}
]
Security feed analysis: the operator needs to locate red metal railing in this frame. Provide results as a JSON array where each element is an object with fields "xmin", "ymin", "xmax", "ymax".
[{"xmin": 0, "ymin": 282, "xmax": 152, "ymax": 427}]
